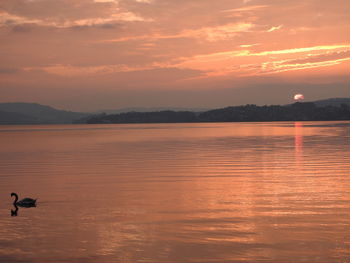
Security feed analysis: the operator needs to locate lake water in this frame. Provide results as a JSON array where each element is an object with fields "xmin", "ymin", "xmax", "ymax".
[{"xmin": 0, "ymin": 121, "xmax": 350, "ymax": 263}]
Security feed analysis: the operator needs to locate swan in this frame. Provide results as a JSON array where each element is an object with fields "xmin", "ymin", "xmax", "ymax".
[{"xmin": 11, "ymin": 192, "xmax": 37, "ymax": 207}]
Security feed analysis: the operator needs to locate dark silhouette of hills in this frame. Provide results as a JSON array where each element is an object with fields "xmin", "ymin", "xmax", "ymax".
[
  {"xmin": 198, "ymin": 102, "xmax": 350, "ymax": 122},
  {"xmin": 87, "ymin": 111, "xmax": 197, "ymax": 124},
  {"xmin": 0, "ymin": 103, "xmax": 89, "ymax": 124},
  {"xmin": 87, "ymin": 101, "xmax": 350, "ymax": 124},
  {"xmin": 311, "ymin": 98, "xmax": 350, "ymax": 107},
  {"xmin": 1, "ymin": 98, "xmax": 349, "ymax": 125},
  {"xmin": 96, "ymin": 107, "xmax": 209, "ymax": 115},
  {"xmin": 0, "ymin": 110, "xmax": 40, "ymax": 125}
]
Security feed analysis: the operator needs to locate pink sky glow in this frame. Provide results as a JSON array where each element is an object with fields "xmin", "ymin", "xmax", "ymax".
[{"xmin": 0, "ymin": 0, "xmax": 350, "ymax": 111}]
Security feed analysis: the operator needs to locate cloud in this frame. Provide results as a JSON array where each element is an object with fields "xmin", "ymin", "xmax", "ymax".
[
  {"xmin": 240, "ymin": 44, "xmax": 259, "ymax": 48},
  {"xmin": 0, "ymin": 12, "xmax": 39, "ymax": 26},
  {"xmin": 0, "ymin": 11, "xmax": 146, "ymax": 29},
  {"xmin": 0, "ymin": 67, "xmax": 21, "ymax": 74},
  {"xmin": 258, "ymin": 57, "xmax": 350, "ymax": 75},
  {"xmin": 174, "ymin": 44, "xmax": 350, "ymax": 77},
  {"xmin": 135, "ymin": 0, "xmax": 153, "ymax": 3},
  {"xmin": 239, "ymin": 48, "xmax": 350, "ymax": 76},
  {"xmin": 0, "ymin": 0, "xmax": 150, "ymax": 30},
  {"xmin": 267, "ymin": 25, "xmax": 283, "ymax": 32},
  {"xmin": 35, "ymin": 62, "xmax": 175, "ymax": 77},
  {"xmin": 223, "ymin": 5, "xmax": 267, "ymax": 13},
  {"xmin": 248, "ymin": 45, "xmax": 350, "ymax": 57},
  {"xmin": 103, "ymin": 22, "xmax": 254, "ymax": 43},
  {"xmin": 73, "ymin": 44, "xmax": 348, "ymax": 80},
  {"xmin": 280, "ymin": 50, "xmax": 350, "ymax": 65},
  {"xmin": 180, "ymin": 22, "xmax": 254, "ymax": 41},
  {"xmin": 177, "ymin": 44, "xmax": 350, "ymax": 64},
  {"xmin": 94, "ymin": 0, "xmax": 118, "ymax": 2}
]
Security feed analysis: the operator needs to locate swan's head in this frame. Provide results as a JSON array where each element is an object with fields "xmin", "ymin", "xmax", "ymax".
[{"xmin": 10, "ymin": 193, "xmax": 17, "ymax": 197}]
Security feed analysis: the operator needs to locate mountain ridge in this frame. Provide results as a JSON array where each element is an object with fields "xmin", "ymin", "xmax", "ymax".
[
  {"xmin": 87, "ymin": 101, "xmax": 350, "ymax": 124},
  {"xmin": 0, "ymin": 98, "xmax": 349, "ymax": 125},
  {"xmin": 0, "ymin": 102, "xmax": 89, "ymax": 124},
  {"xmin": 310, "ymin": 98, "xmax": 350, "ymax": 107}
]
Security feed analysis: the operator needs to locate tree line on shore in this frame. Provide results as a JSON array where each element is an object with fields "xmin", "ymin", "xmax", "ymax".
[{"xmin": 86, "ymin": 102, "xmax": 350, "ymax": 124}]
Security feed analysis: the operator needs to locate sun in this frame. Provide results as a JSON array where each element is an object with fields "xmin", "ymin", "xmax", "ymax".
[{"xmin": 294, "ymin": 94, "xmax": 305, "ymax": 101}]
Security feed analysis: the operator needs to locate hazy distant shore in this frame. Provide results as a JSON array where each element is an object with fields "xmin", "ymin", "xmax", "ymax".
[
  {"xmin": 86, "ymin": 102, "xmax": 350, "ymax": 124},
  {"xmin": 1, "ymin": 98, "xmax": 350, "ymax": 125}
]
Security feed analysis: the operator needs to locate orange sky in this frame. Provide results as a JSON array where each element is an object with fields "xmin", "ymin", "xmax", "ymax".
[{"xmin": 0, "ymin": 0, "xmax": 349, "ymax": 111}]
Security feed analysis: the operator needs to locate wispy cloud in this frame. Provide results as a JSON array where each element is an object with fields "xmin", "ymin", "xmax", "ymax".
[
  {"xmin": 280, "ymin": 50, "xmax": 350, "ymax": 65},
  {"xmin": 0, "ymin": 67, "xmax": 21, "ymax": 74},
  {"xmin": 240, "ymin": 44, "xmax": 260, "ymax": 48},
  {"xmin": 258, "ymin": 57, "xmax": 350, "ymax": 75},
  {"xmin": 223, "ymin": 5, "xmax": 267, "ymax": 13},
  {"xmin": 0, "ymin": 11, "xmax": 147, "ymax": 28},
  {"xmin": 135, "ymin": 0, "xmax": 153, "ymax": 3},
  {"xmin": 267, "ymin": 25, "xmax": 283, "ymax": 32},
  {"xmin": 0, "ymin": 12, "xmax": 39, "ymax": 26},
  {"xmin": 35, "ymin": 62, "xmax": 174, "ymax": 77},
  {"xmin": 94, "ymin": 0, "xmax": 118, "ymax": 2},
  {"xmin": 254, "ymin": 50, "xmax": 350, "ymax": 75},
  {"xmin": 180, "ymin": 22, "xmax": 254, "ymax": 41},
  {"xmin": 103, "ymin": 22, "xmax": 254, "ymax": 43},
  {"xmin": 175, "ymin": 44, "xmax": 350, "ymax": 77},
  {"xmin": 250, "ymin": 45, "xmax": 350, "ymax": 56},
  {"xmin": 178, "ymin": 44, "xmax": 350, "ymax": 64}
]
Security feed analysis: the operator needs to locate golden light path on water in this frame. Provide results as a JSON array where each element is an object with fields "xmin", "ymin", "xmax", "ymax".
[{"xmin": 0, "ymin": 121, "xmax": 350, "ymax": 262}]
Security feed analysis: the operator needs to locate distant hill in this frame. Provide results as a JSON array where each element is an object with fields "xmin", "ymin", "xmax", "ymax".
[
  {"xmin": 0, "ymin": 103, "xmax": 89, "ymax": 124},
  {"xmin": 87, "ymin": 111, "xmax": 197, "ymax": 124},
  {"xmin": 1, "ymin": 98, "xmax": 350, "ymax": 125},
  {"xmin": 87, "ymin": 102, "xmax": 350, "ymax": 124},
  {"xmin": 311, "ymin": 98, "xmax": 350, "ymax": 107},
  {"xmin": 96, "ymin": 107, "xmax": 209, "ymax": 114},
  {"xmin": 0, "ymin": 110, "xmax": 40, "ymax": 125}
]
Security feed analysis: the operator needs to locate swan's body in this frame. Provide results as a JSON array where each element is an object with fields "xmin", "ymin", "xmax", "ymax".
[{"xmin": 11, "ymin": 193, "xmax": 37, "ymax": 207}]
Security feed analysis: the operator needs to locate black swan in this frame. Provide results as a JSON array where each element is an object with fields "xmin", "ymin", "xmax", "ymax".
[{"xmin": 11, "ymin": 192, "xmax": 37, "ymax": 207}]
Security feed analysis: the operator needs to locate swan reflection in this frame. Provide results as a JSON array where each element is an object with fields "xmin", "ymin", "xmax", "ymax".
[{"xmin": 11, "ymin": 204, "xmax": 19, "ymax": 216}]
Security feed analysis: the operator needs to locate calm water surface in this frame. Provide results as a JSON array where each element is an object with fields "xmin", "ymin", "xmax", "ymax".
[{"xmin": 0, "ymin": 122, "xmax": 350, "ymax": 263}]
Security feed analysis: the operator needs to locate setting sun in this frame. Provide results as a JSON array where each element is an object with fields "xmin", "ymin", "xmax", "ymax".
[{"xmin": 294, "ymin": 94, "xmax": 305, "ymax": 101}]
